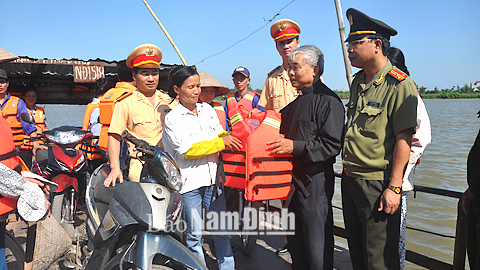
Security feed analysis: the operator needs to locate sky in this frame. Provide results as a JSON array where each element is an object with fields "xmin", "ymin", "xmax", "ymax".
[{"xmin": 1, "ymin": 0, "xmax": 479, "ymax": 92}]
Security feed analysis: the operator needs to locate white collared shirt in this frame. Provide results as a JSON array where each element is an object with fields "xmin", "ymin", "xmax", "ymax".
[{"xmin": 163, "ymin": 102, "xmax": 223, "ymax": 194}]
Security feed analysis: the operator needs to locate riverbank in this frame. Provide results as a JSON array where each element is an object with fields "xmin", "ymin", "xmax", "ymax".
[{"xmin": 334, "ymin": 92, "xmax": 480, "ymax": 99}]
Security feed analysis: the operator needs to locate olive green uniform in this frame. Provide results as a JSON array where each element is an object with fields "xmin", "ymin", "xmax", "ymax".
[{"xmin": 342, "ymin": 60, "xmax": 417, "ymax": 270}]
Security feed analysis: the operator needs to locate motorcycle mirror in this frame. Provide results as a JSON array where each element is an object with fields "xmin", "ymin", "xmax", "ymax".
[{"xmin": 21, "ymin": 112, "xmax": 35, "ymax": 124}]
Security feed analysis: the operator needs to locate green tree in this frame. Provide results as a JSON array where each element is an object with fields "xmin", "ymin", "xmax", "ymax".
[{"xmin": 419, "ymin": 86, "xmax": 427, "ymax": 95}]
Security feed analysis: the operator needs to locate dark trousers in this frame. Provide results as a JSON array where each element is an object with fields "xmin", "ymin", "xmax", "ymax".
[
  {"xmin": 468, "ymin": 198, "xmax": 480, "ymax": 270},
  {"xmin": 341, "ymin": 174, "xmax": 400, "ymax": 270},
  {"xmin": 18, "ymin": 149, "xmax": 33, "ymax": 169},
  {"xmin": 287, "ymin": 167, "xmax": 334, "ymax": 270}
]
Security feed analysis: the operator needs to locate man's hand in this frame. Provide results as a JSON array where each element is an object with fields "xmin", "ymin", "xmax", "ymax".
[
  {"xmin": 378, "ymin": 188, "xmax": 401, "ymax": 214},
  {"xmin": 266, "ymin": 137, "xmax": 294, "ymax": 155},
  {"xmin": 222, "ymin": 135, "xmax": 242, "ymax": 151},
  {"xmin": 24, "ymin": 177, "xmax": 50, "ymax": 195},
  {"xmin": 104, "ymin": 168, "xmax": 123, "ymax": 188},
  {"xmin": 32, "ymin": 141, "xmax": 47, "ymax": 155},
  {"xmin": 44, "ymin": 196, "xmax": 51, "ymax": 216},
  {"xmin": 248, "ymin": 108, "xmax": 262, "ymax": 118}
]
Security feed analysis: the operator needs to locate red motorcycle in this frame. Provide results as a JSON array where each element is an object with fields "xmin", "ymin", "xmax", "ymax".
[{"xmin": 29, "ymin": 123, "xmax": 93, "ymax": 239}]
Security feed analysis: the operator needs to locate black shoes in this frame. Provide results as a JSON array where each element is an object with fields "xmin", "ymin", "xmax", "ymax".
[{"xmin": 275, "ymin": 243, "xmax": 288, "ymax": 255}]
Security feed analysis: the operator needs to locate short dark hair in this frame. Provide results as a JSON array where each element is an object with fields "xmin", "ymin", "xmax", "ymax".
[
  {"xmin": 94, "ymin": 78, "xmax": 115, "ymax": 96},
  {"xmin": 116, "ymin": 60, "xmax": 134, "ymax": 82},
  {"xmin": 166, "ymin": 66, "xmax": 198, "ymax": 99},
  {"xmin": 366, "ymin": 35, "xmax": 390, "ymax": 56}
]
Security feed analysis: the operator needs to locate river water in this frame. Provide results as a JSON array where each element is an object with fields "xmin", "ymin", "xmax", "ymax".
[{"xmin": 41, "ymin": 99, "xmax": 479, "ymax": 269}]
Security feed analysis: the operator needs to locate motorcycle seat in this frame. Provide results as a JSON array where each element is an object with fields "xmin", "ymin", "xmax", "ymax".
[{"xmin": 91, "ymin": 166, "xmax": 113, "ymax": 222}]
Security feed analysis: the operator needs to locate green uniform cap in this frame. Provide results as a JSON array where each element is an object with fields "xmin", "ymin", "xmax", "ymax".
[{"xmin": 345, "ymin": 8, "xmax": 397, "ymax": 42}]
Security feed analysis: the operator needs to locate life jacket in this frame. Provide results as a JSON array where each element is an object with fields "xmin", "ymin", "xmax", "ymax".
[
  {"xmin": 0, "ymin": 117, "xmax": 20, "ymax": 216},
  {"xmin": 221, "ymin": 106, "xmax": 293, "ymax": 201},
  {"xmin": 79, "ymin": 103, "xmax": 103, "ymax": 160},
  {"xmin": 226, "ymin": 91, "xmax": 258, "ymax": 116},
  {"xmin": 211, "ymin": 101, "xmax": 227, "ymax": 130},
  {"xmin": 1, "ymin": 96, "xmax": 24, "ymax": 147},
  {"xmin": 21, "ymin": 106, "xmax": 47, "ymax": 150},
  {"xmin": 98, "ymin": 83, "xmax": 135, "ymax": 152},
  {"xmin": 82, "ymin": 103, "xmax": 98, "ymax": 131}
]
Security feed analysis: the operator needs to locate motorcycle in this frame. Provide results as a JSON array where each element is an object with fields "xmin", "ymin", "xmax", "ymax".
[
  {"xmin": 82, "ymin": 130, "xmax": 207, "ymax": 270},
  {"xmin": 21, "ymin": 113, "xmax": 92, "ymax": 240}
]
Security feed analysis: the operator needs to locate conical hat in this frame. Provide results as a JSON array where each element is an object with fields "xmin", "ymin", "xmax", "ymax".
[
  {"xmin": 0, "ymin": 48, "xmax": 18, "ymax": 64},
  {"xmin": 199, "ymin": 71, "xmax": 229, "ymax": 97}
]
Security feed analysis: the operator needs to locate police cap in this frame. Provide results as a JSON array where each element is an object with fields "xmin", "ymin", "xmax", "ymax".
[
  {"xmin": 270, "ymin": 19, "xmax": 301, "ymax": 42},
  {"xmin": 126, "ymin": 44, "xmax": 162, "ymax": 68},
  {"xmin": 345, "ymin": 8, "xmax": 397, "ymax": 42}
]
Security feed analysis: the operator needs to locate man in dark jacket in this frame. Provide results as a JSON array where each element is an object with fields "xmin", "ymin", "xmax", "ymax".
[
  {"xmin": 266, "ymin": 45, "xmax": 344, "ymax": 270},
  {"xmin": 466, "ymin": 111, "xmax": 480, "ymax": 269}
]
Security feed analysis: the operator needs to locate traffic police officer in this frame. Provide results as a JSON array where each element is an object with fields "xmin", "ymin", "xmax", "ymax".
[
  {"xmin": 104, "ymin": 44, "xmax": 175, "ymax": 186},
  {"xmin": 255, "ymin": 19, "xmax": 301, "ymax": 113}
]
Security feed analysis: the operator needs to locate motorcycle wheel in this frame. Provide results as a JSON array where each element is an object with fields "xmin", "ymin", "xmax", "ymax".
[
  {"xmin": 5, "ymin": 230, "xmax": 25, "ymax": 270},
  {"xmin": 52, "ymin": 192, "xmax": 76, "ymax": 240},
  {"xmin": 240, "ymin": 200, "xmax": 260, "ymax": 255}
]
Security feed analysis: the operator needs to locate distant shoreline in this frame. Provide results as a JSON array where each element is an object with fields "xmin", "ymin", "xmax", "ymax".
[{"xmin": 334, "ymin": 92, "xmax": 480, "ymax": 99}]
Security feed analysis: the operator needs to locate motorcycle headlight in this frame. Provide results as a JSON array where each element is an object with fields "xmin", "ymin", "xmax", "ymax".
[
  {"xmin": 48, "ymin": 131, "xmax": 85, "ymax": 144},
  {"xmin": 160, "ymin": 153, "xmax": 183, "ymax": 191}
]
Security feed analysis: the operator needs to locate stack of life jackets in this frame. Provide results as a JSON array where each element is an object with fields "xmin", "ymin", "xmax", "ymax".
[
  {"xmin": 221, "ymin": 105, "xmax": 293, "ymax": 201},
  {"xmin": 0, "ymin": 117, "xmax": 21, "ymax": 216},
  {"xmin": 21, "ymin": 106, "xmax": 47, "ymax": 150}
]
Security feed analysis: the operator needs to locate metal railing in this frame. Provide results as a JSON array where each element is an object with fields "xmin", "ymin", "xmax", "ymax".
[{"xmin": 332, "ymin": 172, "xmax": 467, "ymax": 270}]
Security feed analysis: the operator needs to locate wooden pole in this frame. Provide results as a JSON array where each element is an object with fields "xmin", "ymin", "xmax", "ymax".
[
  {"xmin": 141, "ymin": 0, "xmax": 188, "ymax": 66},
  {"xmin": 333, "ymin": 0, "xmax": 353, "ymax": 89}
]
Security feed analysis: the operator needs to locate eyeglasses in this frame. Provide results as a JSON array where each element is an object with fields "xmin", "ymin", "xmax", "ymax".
[{"xmin": 346, "ymin": 39, "xmax": 374, "ymax": 50}]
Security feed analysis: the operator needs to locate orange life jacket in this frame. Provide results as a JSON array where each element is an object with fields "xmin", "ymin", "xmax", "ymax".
[
  {"xmin": 1, "ymin": 96, "xmax": 24, "ymax": 147},
  {"xmin": 79, "ymin": 103, "xmax": 104, "ymax": 160},
  {"xmin": 222, "ymin": 106, "xmax": 293, "ymax": 201},
  {"xmin": 0, "ymin": 117, "xmax": 20, "ymax": 215},
  {"xmin": 98, "ymin": 83, "xmax": 135, "ymax": 152},
  {"xmin": 82, "ymin": 103, "xmax": 98, "ymax": 131},
  {"xmin": 211, "ymin": 101, "xmax": 227, "ymax": 130},
  {"xmin": 226, "ymin": 91, "xmax": 258, "ymax": 116},
  {"xmin": 21, "ymin": 106, "xmax": 47, "ymax": 150}
]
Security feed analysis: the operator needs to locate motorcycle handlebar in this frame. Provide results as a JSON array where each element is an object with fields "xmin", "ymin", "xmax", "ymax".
[{"xmin": 121, "ymin": 130, "xmax": 156, "ymax": 157}]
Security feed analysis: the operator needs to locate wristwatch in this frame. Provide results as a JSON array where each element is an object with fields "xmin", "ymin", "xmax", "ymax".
[{"xmin": 387, "ymin": 185, "xmax": 402, "ymax": 194}]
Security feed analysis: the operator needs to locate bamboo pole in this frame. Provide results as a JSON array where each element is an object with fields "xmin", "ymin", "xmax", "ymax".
[
  {"xmin": 333, "ymin": 0, "xmax": 353, "ymax": 89},
  {"xmin": 141, "ymin": 0, "xmax": 188, "ymax": 66}
]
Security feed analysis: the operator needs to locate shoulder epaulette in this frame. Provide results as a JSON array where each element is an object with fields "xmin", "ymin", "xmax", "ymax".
[
  {"xmin": 388, "ymin": 68, "xmax": 408, "ymax": 82},
  {"xmin": 115, "ymin": 91, "xmax": 133, "ymax": 102},
  {"xmin": 267, "ymin": 65, "xmax": 281, "ymax": 77}
]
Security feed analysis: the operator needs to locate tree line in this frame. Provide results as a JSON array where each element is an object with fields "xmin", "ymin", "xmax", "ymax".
[{"xmin": 215, "ymin": 84, "xmax": 480, "ymax": 100}]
